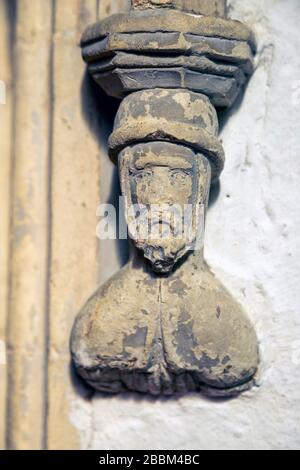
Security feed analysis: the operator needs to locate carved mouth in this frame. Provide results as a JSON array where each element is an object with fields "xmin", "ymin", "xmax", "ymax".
[
  {"xmin": 143, "ymin": 246, "xmax": 175, "ymax": 273},
  {"xmin": 151, "ymin": 258, "xmax": 174, "ymax": 274}
]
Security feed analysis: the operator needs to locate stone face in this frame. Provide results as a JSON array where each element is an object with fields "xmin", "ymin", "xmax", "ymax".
[
  {"xmin": 119, "ymin": 142, "xmax": 211, "ymax": 272},
  {"xmin": 71, "ymin": 0, "xmax": 259, "ymax": 397}
]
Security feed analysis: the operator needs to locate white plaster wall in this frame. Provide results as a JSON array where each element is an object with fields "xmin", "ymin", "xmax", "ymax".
[{"xmin": 70, "ymin": 0, "xmax": 300, "ymax": 450}]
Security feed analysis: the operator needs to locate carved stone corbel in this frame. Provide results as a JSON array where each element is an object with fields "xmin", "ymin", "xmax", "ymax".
[{"xmin": 71, "ymin": 0, "xmax": 259, "ymax": 397}]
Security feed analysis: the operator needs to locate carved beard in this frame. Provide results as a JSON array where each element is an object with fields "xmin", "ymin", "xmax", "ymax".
[
  {"xmin": 119, "ymin": 143, "xmax": 210, "ymax": 273},
  {"xmin": 133, "ymin": 211, "xmax": 196, "ymax": 273},
  {"xmin": 136, "ymin": 237, "xmax": 189, "ymax": 273}
]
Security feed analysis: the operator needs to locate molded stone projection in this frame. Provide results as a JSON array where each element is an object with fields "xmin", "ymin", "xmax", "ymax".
[
  {"xmin": 131, "ymin": 0, "xmax": 227, "ymax": 17},
  {"xmin": 71, "ymin": 0, "xmax": 259, "ymax": 396},
  {"xmin": 81, "ymin": 8, "xmax": 255, "ymax": 106}
]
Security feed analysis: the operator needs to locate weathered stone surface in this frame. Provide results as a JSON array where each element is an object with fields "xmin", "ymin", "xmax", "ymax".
[
  {"xmin": 119, "ymin": 142, "xmax": 211, "ymax": 271},
  {"xmin": 94, "ymin": 68, "xmax": 242, "ymax": 106},
  {"xmin": 71, "ymin": 249, "xmax": 259, "ymax": 395},
  {"xmin": 81, "ymin": 10, "xmax": 254, "ymax": 105},
  {"xmin": 72, "ymin": 85, "xmax": 258, "ymax": 394},
  {"xmin": 0, "ymin": 0, "xmax": 12, "ymax": 450},
  {"xmin": 82, "ymin": 33, "xmax": 253, "ymax": 70},
  {"xmin": 6, "ymin": 0, "xmax": 53, "ymax": 450},
  {"xmin": 72, "ymin": 0, "xmax": 259, "ymax": 398},
  {"xmin": 2, "ymin": 0, "xmax": 297, "ymax": 450},
  {"xmin": 81, "ymin": 9, "xmax": 255, "ymax": 49},
  {"xmin": 132, "ymin": 0, "xmax": 227, "ymax": 18},
  {"xmin": 109, "ymin": 89, "xmax": 224, "ymax": 180},
  {"xmin": 89, "ymin": 52, "xmax": 247, "ymax": 80},
  {"xmin": 46, "ymin": 0, "xmax": 101, "ymax": 451}
]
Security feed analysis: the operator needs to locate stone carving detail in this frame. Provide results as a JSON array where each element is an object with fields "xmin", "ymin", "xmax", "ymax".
[
  {"xmin": 131, "ymin": 0, "xmax": 227, "ymax": 17},
  {"xmin": 71, "ymin": 0, "xmax": 259, "ymax": 396}
]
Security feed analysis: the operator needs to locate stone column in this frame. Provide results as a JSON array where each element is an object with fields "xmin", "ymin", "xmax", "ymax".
[
  {"xmin": 46, "ymin": 0, "xmax": 102, "ymax": 450},
  {"xmin": 3, "ymin": 0, "xmax": 132, "ymax": 451},
  {"xmin": 0, "ymin": 0, "xmax": 13, "ymax": 450},
  {"xmin": 6, "ymin": 0, "xmax": 53, "ymax": 450}
]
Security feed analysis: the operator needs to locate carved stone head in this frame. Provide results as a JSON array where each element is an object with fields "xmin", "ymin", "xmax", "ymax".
[
  {"xmin": 109, "ymin": 88, "xmax": 224, "ymax": 272},
  {"xmin": 119, "ymin": 142, "xmax": 211, "ymax": 272},
  {"xmin": 72, "ymin": 1, "xmax": 260, "ymax": 398}
]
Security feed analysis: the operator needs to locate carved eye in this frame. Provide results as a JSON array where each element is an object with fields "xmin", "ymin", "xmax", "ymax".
[
  {"xmin": 133, "ymin": 170, "xmax": 152, "ymax": 181},
  {"xmin": 170, "ymin": 169, "xmax": 190, "ymax": 182}
]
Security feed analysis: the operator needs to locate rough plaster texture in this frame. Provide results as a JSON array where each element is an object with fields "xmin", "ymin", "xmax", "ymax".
[{"xmin": 69, "ymin": 0, "xmax": 300, "ymax": 449}]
